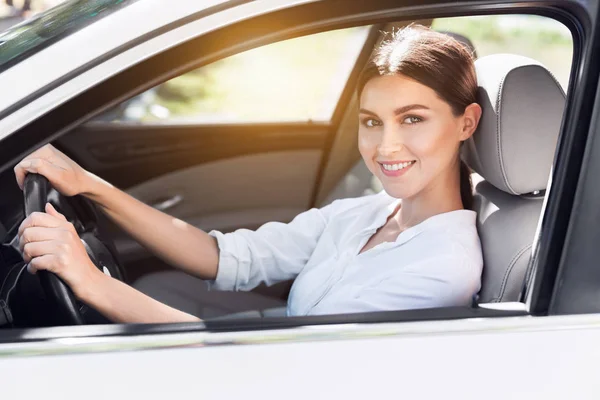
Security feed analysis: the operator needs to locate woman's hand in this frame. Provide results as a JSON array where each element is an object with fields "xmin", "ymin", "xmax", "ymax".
[
  {"xmin": 18, "ymin": 203, "xmax": 103, "ymax": 299},
  {"xmin": 14, "ymin": 143, "xmax": 92, "ymax": 196},
  {"xmin": 17, "ymin": 203, "xmax": 200, "ymax": 324}
]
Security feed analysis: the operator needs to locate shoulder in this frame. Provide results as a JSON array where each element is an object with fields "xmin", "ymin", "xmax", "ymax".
[
  {"xmin": 419, "ymin": 210, "xmax": 482, "ymax": 263},
  {"xmin": 404, "ymin": 216, "xmax": 483, "ymax": 281}
]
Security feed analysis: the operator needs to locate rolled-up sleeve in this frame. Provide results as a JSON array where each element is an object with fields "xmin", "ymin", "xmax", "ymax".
[{"xmin": 207, "ymin": 206, "xmax": 330, "ymax": 292}]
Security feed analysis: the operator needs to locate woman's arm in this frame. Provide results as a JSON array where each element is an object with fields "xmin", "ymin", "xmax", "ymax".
[
  {"xmin": 84, "ymin": 175, "xmax": 219, "ymax": 280},
  {"xmin": 15, "ymin": 144, "xmax": 336, "ymax": 299},
  {"xmin": 15, "ymin": 144, "xmax": 219, "ymax": 280},
  {"xmin": 82, "ymin": 272, "xmax": 200, "ymax": 323}
]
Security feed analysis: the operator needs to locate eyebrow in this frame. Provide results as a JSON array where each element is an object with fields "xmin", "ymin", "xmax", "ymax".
[{"xmin": 359, "ymin": 104, "xmax": 430, "ymax": 116}]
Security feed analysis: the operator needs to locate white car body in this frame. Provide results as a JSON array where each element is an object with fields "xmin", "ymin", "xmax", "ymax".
[{"xmin": 2, "ymin": 314, "xmax": 600, "ymax": 399}]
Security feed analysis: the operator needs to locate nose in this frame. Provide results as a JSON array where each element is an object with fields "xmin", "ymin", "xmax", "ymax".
[{"xmin": 377, "ymin": 126, "xmax": 404, "ymax": 156}]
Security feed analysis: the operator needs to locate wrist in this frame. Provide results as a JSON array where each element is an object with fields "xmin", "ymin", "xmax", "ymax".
[
  {"xmin": 80, "ymin": 171, "xmax": 112, "ymax": 202},
  {"xmin": 74, "ymin": 266, "xmax": 110, "ymax": 306}
]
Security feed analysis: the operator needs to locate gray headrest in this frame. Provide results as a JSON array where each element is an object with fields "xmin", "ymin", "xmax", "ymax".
[{"xmin": 463, "ymin": 54, "xmax": 565, "ymax": 195}]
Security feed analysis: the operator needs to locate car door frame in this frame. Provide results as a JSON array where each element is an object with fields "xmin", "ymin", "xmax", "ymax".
[{"xmin": 0, "ymin": 0, "xmax": 595, "ymax": 344}]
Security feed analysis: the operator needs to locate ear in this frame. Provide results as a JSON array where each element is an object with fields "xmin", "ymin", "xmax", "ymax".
[{"xmin": 459, "ymin": 103, "xmax": 482, "ymax": 141}]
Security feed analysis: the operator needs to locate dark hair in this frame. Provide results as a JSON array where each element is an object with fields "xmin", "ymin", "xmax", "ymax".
[{"xmin": 357, "ymin": 25, "xmax": 477, "ymax": 210}]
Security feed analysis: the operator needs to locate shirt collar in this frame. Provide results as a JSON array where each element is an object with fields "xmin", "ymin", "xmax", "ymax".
[{"xmin": 373, "ymin": 191, "xmax": 477, "ymax": 243}]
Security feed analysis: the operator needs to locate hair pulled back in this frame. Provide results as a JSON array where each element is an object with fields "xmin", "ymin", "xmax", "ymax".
[{"xmin": 357, "ymin": 25, "xmax": 477, "ymax": 209}]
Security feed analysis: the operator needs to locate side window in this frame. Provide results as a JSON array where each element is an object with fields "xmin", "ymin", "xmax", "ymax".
[
  {"xmin": 432, "ymin": 15, "xmax": 573, "ymax": 90},
  {"xmin": 96, "ymin": 26, "xmax": 372, "ymax": 124}
]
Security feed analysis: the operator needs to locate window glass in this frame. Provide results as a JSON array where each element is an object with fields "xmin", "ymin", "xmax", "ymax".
[
  {"xmin": 0, "ymin": 0, "xmax": 140, "ymax": 73},
  {"xmin": 100, "ymin": 26, "xmax": 372, "ymax": 124},
  {"xmin": 432, "ymin": 15, "xmax": 573, "ymax": 90}
]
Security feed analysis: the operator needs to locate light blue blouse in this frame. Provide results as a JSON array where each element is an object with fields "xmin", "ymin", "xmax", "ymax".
[{"xmin": 208, "ymin": 191, "xmax": 483, "ymax": 316}]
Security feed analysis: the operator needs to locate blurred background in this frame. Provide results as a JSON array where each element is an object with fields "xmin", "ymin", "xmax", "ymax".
[
  {"xmin": 102, "ymin": 14, "xmax": 573, "ymax": 125},
  {"xmin": 0, "ymin": 4, "xmax": 572, "ymax": 125},
  {"xmin": 0, "ymin": 0, "xmax": 62, "ymax": 29}
]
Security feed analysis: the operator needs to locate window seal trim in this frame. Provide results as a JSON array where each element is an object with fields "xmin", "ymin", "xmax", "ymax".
[{"xmin": 0, "ymin": 305, "xmax": 528, "ymax": 346}]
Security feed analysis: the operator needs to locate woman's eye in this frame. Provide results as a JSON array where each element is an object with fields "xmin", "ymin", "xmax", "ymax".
[
  {"xmin": 362, "ymin": 118, "xmax": 381, "ymax": 128},
  {"xmin": 402, "ymin": 116, "xmax": 423, "ymax": 125}
]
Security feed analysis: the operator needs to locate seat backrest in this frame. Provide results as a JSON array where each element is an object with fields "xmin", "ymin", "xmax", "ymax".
[
  {"xmin": 320, "ymin": 160, "xmax": 380, "ymax": 206},
  {"xmin": 463, "ymin": 54, "xmax": 566, "ymax": 303}
]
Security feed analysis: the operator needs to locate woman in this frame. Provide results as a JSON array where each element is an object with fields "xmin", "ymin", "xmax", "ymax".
[{"xmin": 14, "ymin": 25, "xmax": 483, "ymax": 323}]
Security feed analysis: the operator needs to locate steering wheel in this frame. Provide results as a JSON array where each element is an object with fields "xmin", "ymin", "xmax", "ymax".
[{"xmin": 22, "ymin": 173, "xmax": 125, "ymax": 325}]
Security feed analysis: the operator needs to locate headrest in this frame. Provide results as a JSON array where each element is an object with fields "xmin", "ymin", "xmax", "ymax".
[{"xmin": 462, "ymin": 54, "xmax": 565, "ymax": 195}]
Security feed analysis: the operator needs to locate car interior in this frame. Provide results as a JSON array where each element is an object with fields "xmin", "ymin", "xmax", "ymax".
[{"xmin": 0, "ymin": 15, "xmax": 571, "ymax": 326}]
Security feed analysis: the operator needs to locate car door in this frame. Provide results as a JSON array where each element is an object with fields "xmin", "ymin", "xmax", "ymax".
[{"xmin": 1, "ymin": 1, "xmax": 600, "ymax": 399}]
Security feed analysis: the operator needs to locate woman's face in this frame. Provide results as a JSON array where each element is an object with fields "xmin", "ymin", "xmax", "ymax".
[{"xmin": 358, "ymin": 74, "xmax": 478, "ymax": 200}]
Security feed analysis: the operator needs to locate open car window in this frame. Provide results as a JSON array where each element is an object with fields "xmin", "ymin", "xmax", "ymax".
[{"xmin": 95, "ymin": 26, "xmax": 372, "ymax": 124}]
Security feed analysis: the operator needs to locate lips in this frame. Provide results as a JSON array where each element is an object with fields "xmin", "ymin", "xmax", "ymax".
[{"xmin": 378, "ymin": 160, "xmax": 416, "ymax": 177}]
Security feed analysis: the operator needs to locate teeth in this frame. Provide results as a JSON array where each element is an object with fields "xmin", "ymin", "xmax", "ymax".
[{"xmin": 382, "ymin": 161, "xmax": 414, "ymax": 171}]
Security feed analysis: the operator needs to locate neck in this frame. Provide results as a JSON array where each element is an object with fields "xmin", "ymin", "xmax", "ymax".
[{"xmin": 395, "ymin": 161, "xmax": 465, "ymax": 229}]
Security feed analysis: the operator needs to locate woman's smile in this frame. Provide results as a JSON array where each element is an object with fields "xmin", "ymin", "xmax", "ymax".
[{"xmin": 378, "ymin": 160, "xmax": 417, "ymax": 177}]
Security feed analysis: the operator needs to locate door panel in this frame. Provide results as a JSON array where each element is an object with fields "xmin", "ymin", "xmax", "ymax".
[
  {"xmin": 58, "ymin": 123, "xmax": 327, "ymax": 188},
  {"xmin": 116, "ymin": 150, "xmax": 321, "ymax": 262},
  {"xmin": 57, "ymin": 123, "xmax": 327, "ymax": 266}
]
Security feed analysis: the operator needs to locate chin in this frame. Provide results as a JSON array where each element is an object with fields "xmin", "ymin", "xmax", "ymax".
[{"xmin": 380, "ymin": 181, "xmax": 419, "ymax": 200}]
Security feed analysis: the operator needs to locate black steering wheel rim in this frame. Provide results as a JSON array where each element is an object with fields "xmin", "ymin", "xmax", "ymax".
[{"xmin": 22, "ymin": 173, "xmax": 124, "ymax": 325}]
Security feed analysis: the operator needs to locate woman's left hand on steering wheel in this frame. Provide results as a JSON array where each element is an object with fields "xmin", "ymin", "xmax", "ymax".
[{"xmin": 18, "ymin": 202, "xmax": 102, "ymax": 300}]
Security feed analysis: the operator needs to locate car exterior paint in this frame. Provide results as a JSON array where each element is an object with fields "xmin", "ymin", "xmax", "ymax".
[{"xmin": 2, "ymin": 313, "xmax": 600, "ymax": 398}]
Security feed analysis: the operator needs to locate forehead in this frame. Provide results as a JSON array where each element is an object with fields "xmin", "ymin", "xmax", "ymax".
[{"xmin": 359, "ymin": 75, "xmax": 443, "ymax": 110}]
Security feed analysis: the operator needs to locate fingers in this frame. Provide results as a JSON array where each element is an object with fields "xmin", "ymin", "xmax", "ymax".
[
  {"xmin": 45, "ymin": 203, "xmax": 67, "ymax": 221},
  {"xmin": 27, "ymin": 254, "xmax": 59, "ymax": 275},
  {"xmin": 13, "ymin": 144, "xmax": 60, "ymax": 190},
  {"xmin": 18, "ymin": 226, "xmax": 67, "ymax": 252},
  {"xmin": 22, "ymin": 240, "xmax": 59, "ymax": 263},
  {"xmin": 18, "ymin": 205, "xmax": 71, "ymax": 237},
  {"xmin": 14, "ymin": 157, "xmax": 61, "ymax": 190}
]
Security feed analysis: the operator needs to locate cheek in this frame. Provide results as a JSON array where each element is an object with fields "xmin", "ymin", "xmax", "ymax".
[
  {"xmin": 411, "ymin": 123, "xmax": 458, "ymax": 165},
  {"xmin": 358, "ymin": 129, "xmax": 377, "ymax": 158},
  {"xmin": 358, "ymin": 130, "xmax": 382, "ymax": 175}
]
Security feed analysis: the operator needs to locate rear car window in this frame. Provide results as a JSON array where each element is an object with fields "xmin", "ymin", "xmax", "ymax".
[{"xmin": 95, "ymin": 26, "xmax": 373, "ymax": 124}]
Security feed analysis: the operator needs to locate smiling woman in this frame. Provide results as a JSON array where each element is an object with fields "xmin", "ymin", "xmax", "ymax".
[
  {"xmin": 357, "ymin": 26, "xmax": 481, "ymax": 211},
  {"xmin": 10, "ymin": 25, "xmax": 484, "ymax": 323}
]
